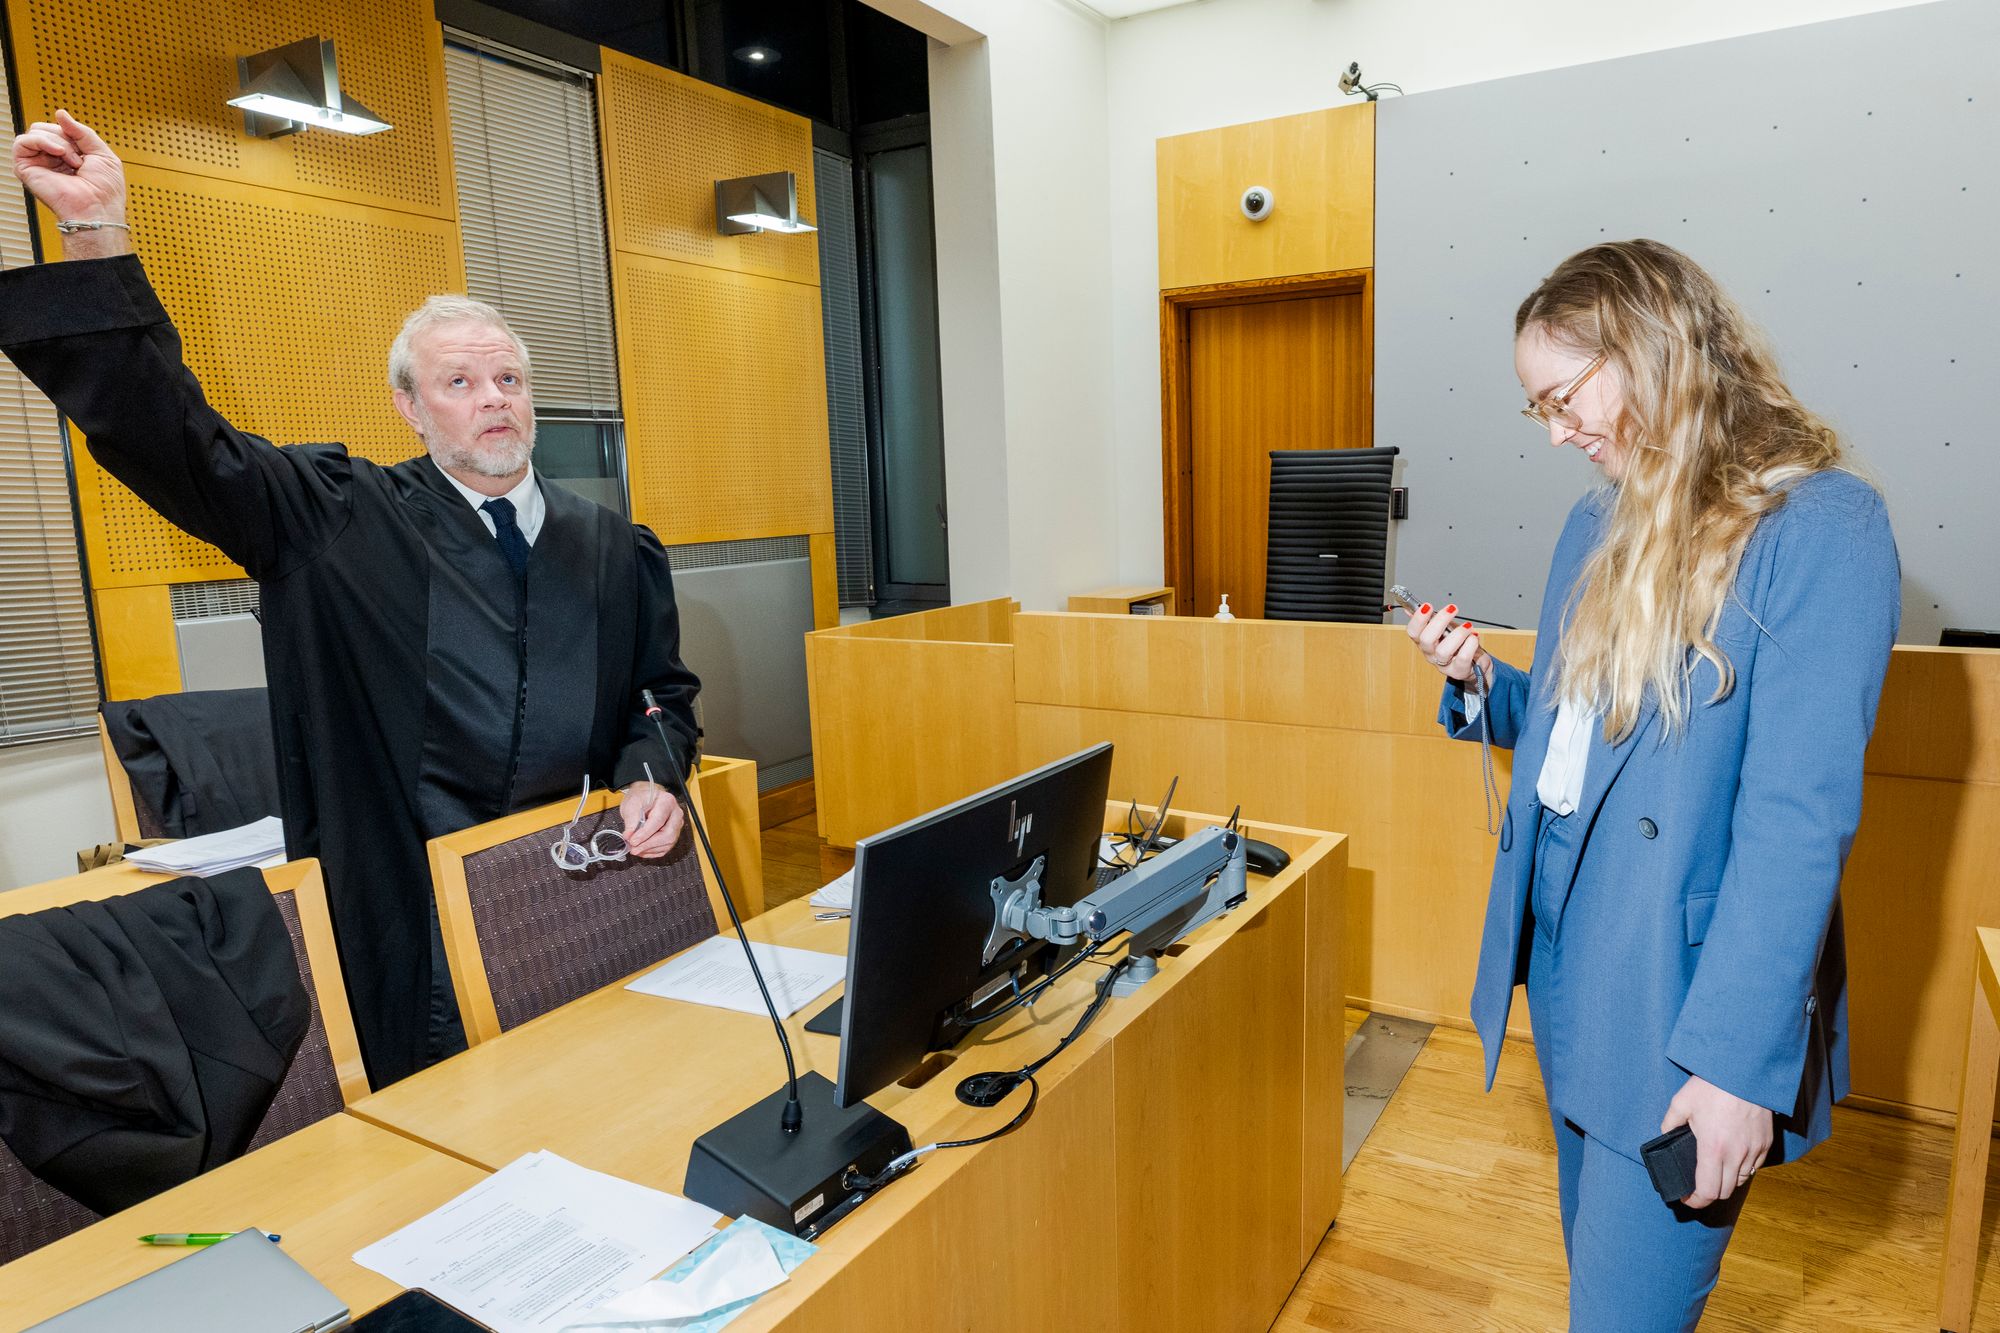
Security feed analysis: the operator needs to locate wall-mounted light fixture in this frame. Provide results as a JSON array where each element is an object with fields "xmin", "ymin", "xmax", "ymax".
[
  {"xmin": 228, "ymin": 36, "xmax": 392, "ymax": 138},
  {"xmin": 714, "ymin": 172, "xmax": 817, "ymax": 236}
]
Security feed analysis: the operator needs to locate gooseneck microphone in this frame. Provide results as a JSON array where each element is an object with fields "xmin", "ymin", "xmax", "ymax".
[
  {"xmin": 641, "ymin": 689, "xmax": 912, "ymax": 1237},
  {"xmin": 641, "ymin": 689, "xmax": 803, "ymax": 1135}
]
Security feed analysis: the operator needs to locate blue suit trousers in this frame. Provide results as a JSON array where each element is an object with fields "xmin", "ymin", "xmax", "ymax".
[{"xmin": 1528, "ymin": 806, "xmax": 1750, "ymax": 1332}]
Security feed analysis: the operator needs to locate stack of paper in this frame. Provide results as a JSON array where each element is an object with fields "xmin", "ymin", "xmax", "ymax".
[
  {"xmin": 808, "ymin": 868, "xmax": 853, "ymax": 912},
  {"xmin": 354, "ymin": 1151, "xmax": 722, "ymax": 1333},
  {"xmin": 125, "ymin": 816, "xmax": 288, "ymax": 876},
  {"xmin": 626, "ymin": 936, "xmax": 845, "ymax": 1018}
]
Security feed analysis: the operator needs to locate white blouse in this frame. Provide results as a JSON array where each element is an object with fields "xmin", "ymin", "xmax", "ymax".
[{"xmin": 1462, "ymin": 687, "xmax": 1594, "ymax": 816}]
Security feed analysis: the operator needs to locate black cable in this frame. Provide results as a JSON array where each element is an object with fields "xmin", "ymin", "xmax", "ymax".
[
  {"xmin": 960, "ymin": 956, "xmax": 1133, "ymax": 1103},
  {"xmin": 947, "ymin": 934, "xmax": 1117, "ymax": 1030},
  {"xmin": 842, "ymin": 954, "xmax": 1139, "ymax": 1197},
  {"xmin": 839, "ymin": 1076, "xmax": 1040, "ymax": 1195}
]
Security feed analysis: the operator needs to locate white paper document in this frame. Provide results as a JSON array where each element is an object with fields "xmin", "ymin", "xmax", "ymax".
[
  {"xmin": 125, "ymin": 815, "xmax": 288, "ymax": 876},
  {"xmin": 625, "ymin": 936, "xmax": 845, "ymax": 1017},
  {"xmin": 354, "ymin": 1151, "xmax": 721, "ymax": 1333},
  {"xmin": 808, "ymin": 868, "xmax": 852, "ymax": 912}
]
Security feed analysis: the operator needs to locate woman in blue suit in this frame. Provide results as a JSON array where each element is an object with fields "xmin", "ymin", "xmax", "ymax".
[{"xmin": 1404, "ymin": 240, "xmax": 1899, "ymax": 1330}]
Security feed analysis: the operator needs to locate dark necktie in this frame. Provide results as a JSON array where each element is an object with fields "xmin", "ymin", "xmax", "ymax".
[{"xmin": 480, "ymin": 496, "xmax": 531, "ymax": 581}]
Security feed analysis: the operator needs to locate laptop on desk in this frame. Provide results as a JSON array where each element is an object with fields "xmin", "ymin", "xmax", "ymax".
[{"xmin": 28, "ymin": 1228, "xmax": 348, "ymax": 1333}]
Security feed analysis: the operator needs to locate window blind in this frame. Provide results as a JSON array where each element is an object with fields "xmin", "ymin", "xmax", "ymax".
[
  {"xmin": 814, "ymin": 147, "xmax": 874, "ymax": 606},
  {"xmin": 442, "ymin": 37, "xmax": 621, "ymax": 414},
  {"xmin": 0, "ymin": 58, "xmax": 100, "ymax": 744}
]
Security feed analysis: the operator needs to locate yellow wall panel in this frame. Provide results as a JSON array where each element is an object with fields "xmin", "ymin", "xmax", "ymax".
[
  {"xmin": 1157, "ymin": 103, "xmax": 1374, "ymax": 289},
  {"xmin": 69, "ymin": 164, "xmax": 463, "ymax": 587},
  {"xmin": 597, "ymin": 47, "xmax": 818, "ymax": 287},
  {"xmin": 6, "ymin": 0, "xmax": 458, "ymax": 220},
  {"xmin": 614, "ymin": 253, "xmax": 832, "ymax": 545},
  {"xmin": 809, "ymin": 531, "xmax": 838, "ymax": 631},
  {"xmin": 92, "ymin": 585, "xmax": 180, "ymax": 700}
]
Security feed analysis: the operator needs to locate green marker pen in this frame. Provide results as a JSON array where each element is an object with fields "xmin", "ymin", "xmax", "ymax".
[{"xmin": 137, "ymin": 1231, "xmax": 281, "ymax": 1245}]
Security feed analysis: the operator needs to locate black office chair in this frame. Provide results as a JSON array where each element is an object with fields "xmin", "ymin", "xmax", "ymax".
[{"xmin": 1264, "ymin": 447, "xmax": 1400, "ymax": 622}]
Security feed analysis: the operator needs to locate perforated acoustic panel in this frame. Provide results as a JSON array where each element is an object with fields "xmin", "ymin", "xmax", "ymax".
[
  {"xmin": 597, "ymin": 47, "xmax": 818, "ymax": 287},
  {"xmin": 616, "ymin": 254, "xmax": 832, "ymax": 544},
  {"xmin": 72, "ymin": 165, "xmax": 461, "ymax": 585},
  {"xmin": 7, "ymin": 0, "xmax": 456, "ymax": 218},
  {"xmin": 1377, "ymin": 0, "xmax": 1997, "ymax": 646}
]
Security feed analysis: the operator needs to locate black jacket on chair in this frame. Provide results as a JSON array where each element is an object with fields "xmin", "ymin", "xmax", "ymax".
[
  {"xmin": 102, "ymin": 689, "xmax": 280, "ymax": 839},
  {"xmin": 0, "ymin": 869, "xmax": 309, "ymax": 1214}
]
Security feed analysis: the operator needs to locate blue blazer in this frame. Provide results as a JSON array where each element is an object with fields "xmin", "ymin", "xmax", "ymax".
[{"xmin": 1441, "ymin": 470, "xmax": 1899, "ymax": 1164}]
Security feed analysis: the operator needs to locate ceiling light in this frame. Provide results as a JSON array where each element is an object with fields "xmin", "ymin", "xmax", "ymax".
[
  {"xmin": 228, "ymin": 36, "xmax": 391, "ymax": 138},
  {"xmin": 715, "ymin": 172, "xmax": 817, "ymax": 236},
  {"xmin": 733, "ymin": 45, "xmax": 781, "ymax": 66}
]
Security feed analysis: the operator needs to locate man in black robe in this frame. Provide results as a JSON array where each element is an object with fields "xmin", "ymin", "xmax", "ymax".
[{"xmin": 4, "ymin": 111, "xmax": 702, "ymax": 1087}]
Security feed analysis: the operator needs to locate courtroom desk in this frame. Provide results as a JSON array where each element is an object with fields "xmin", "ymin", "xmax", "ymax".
[
  {"xmin": 0, "ymin": 1114, "xmax": 488, "ymax": 1328},
  {"xmin": 349, "ymin": 808, "xmax": 1347, "ymax": 1333},
  {"xmin": 1940, "ymin": 926, "xmax": 2000, "ymax": 1332}
]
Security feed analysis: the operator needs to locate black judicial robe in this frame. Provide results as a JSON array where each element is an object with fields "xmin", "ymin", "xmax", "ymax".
[{"xmin": 0, "ymin": 256, "xmax": 701, "ymax": 1087}]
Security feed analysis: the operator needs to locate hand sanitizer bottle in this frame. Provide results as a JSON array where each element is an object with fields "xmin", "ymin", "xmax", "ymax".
[{"xmin": 1215, "ymin": 594, "xmax": 1235, "ymax": 621}]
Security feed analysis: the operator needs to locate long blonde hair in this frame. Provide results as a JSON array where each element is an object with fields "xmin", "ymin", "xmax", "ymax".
[{"xmin": 1516, "ymin": 240, "xmax": 1846, "ymax": 742}]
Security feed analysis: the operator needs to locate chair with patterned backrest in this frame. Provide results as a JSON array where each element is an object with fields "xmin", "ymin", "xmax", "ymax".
[
  {"xmin": 430, "ymin": 756, "xmax": 762, "ymax": 1045},
  {"xmin": 0, "ymin": 859, "xmax": 366, "ymax": 1265}
]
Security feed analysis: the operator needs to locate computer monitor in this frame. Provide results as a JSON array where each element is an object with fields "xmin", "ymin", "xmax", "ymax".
[{"xmin": 832, "ymin": 743, "xmax": 1113, "ymax": 1109}]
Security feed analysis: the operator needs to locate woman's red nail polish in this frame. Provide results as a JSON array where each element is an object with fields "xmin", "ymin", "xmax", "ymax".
[
  {"xmin": 1418, "ymin": 603, "xmax": 1432, "ymax": 615},
  {"xmin": 1464, "ymin": 623, "xmax": 1476, "ymax": 632},
  {"xmin": 1444, "ymin": 604, "xmax": 1458, "ymax": 617}
]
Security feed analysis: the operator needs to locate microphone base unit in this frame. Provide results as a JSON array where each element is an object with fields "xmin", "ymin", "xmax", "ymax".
[{"xmin": 683, "ymin": 1071, "xmax": 911, "ymax": 1240}]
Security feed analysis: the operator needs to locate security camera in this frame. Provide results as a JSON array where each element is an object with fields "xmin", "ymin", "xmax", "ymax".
[
  {"xmin": 1240, "ymin": 185, "xmax": 1274, "ymax": 222},
  {"xmin": 1339, "ymin": 62, "xmax": 1363, "ymax": 96}
]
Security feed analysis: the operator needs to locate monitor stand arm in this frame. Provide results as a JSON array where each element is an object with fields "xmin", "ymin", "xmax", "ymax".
[{"xmin": 982, "ymin": 826, "xmax": 1249, "ymax": 992}]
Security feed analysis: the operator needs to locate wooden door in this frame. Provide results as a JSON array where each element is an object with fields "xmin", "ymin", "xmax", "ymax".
[{"xmin": 1185, "ymin": 290, "xmax": 1369, "ymax": 619}]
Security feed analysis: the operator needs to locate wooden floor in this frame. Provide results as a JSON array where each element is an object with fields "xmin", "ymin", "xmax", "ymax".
[{"xmin": 760, "ymin": 810, "xmax": 2000, "ymax": 1330}]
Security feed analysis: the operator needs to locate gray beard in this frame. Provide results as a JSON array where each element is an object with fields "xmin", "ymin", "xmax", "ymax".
[{"xmin": 427, "ymin": 421, "xmax": 537, "ymax": 479}]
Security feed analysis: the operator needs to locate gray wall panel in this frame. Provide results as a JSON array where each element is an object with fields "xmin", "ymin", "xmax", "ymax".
[
  {"xmin": 671, "ymin": 558, "xmax": 814, "ymax": 789},
  {"xmin": 1377, "ymin": 0, "xmax": 1997, "ymax": 644}
]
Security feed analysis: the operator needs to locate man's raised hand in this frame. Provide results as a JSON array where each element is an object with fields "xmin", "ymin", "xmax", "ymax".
[{"xmin": 11, "ymin": 111, "xmax": 129, "ymax": 258}]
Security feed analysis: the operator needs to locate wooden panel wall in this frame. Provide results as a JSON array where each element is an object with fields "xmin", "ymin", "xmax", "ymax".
[
  {"xmin": 1156, "ymin": 103, "xmax": 1374, "ymax": 291},
  {"xmin": 596, "ymin": 48, "xmax": 835, "ymax": 623},
  {"xmin": 4, "ymin": 0, "xmax": 465, "ymax": 694}
]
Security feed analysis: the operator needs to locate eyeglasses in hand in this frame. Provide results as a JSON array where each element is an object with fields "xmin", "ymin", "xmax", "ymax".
[{"xmin": 550, "ymin": 777, "xmax": 628, "ymax": 872}]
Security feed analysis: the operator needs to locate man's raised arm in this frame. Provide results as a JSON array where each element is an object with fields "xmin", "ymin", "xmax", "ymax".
[{"xmin": 2, "ymin": 112, "xmax": 349, "ymax": 577}]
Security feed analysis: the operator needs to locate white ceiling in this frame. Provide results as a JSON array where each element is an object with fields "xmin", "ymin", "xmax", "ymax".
[{"xmin": 1074, "ymin": 0, "xmax": 1207, "ymax": 19}]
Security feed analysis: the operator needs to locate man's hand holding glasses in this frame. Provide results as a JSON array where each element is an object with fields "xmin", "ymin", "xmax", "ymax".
[{"xmin": 619, "ymin": 772, "xmax": 685, "ymax": 859}]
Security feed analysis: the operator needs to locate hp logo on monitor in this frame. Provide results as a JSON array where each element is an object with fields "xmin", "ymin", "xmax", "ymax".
[{"xmin": 1008, "ymin": 800, "xmax": 1033, "ymax": 857}]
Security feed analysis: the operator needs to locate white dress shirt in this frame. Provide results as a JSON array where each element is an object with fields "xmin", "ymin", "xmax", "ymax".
[
  {"xmin": 438, "ymin": 466, "xmax": 545, "ymax": 546},
  {"xmin": 1461, "ymin": 684, "xmax": 1595, "ymax": 816}
]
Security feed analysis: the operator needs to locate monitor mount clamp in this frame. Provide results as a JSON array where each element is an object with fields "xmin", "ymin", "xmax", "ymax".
[{"xmin": 982, "ymin": 826, "xmax": 1248, "ymax": 997}]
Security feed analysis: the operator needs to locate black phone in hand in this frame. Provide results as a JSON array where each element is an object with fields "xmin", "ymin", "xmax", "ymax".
[{"xmin": 1639, "ymin": 1125, "xmax": 1701, "ymax": 1203}]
